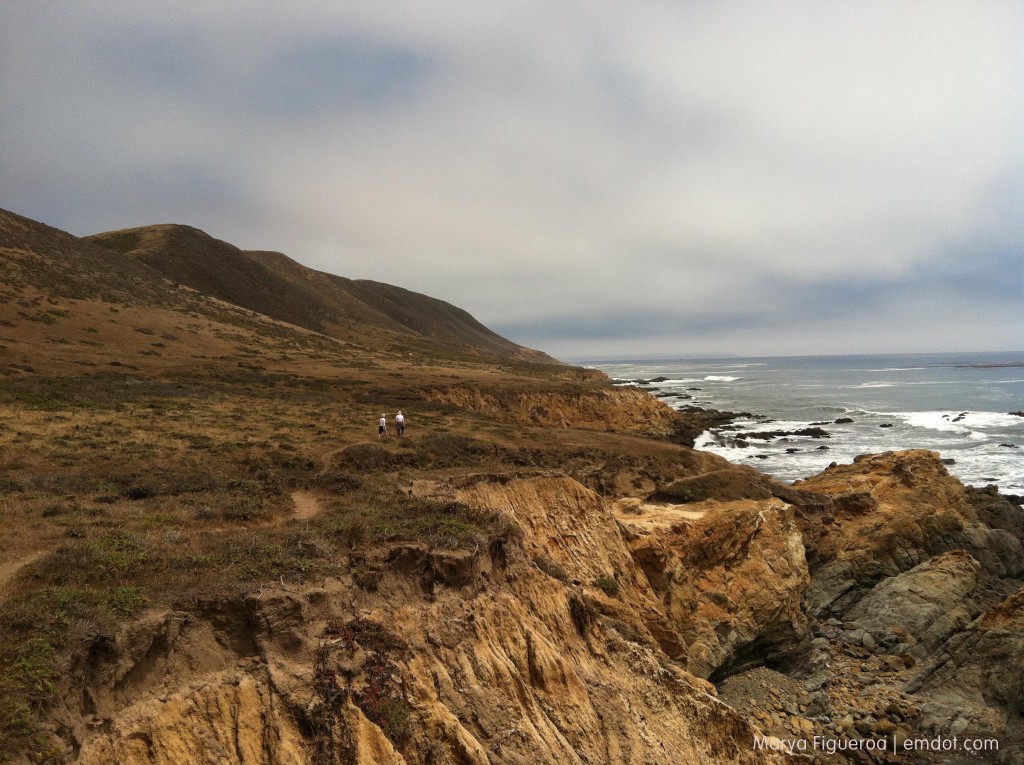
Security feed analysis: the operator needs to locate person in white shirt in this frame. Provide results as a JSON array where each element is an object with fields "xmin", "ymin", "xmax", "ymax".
[
  {"xmin": 395, "ymin": 411, "xmax": 405, "ymax": 437},
  {"xmin": 378, "ymin": 413, "xmax": 387, "ymax": 439}
]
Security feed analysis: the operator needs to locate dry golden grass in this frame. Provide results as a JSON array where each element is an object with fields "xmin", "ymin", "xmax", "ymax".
[
  {"xmin": 0, "ymin": 347, "xmax": 649, "ymax": 755},
  {"xmin": 0, "ymin": 339, "xmax": 717, "ymax": 754},
  {"xmin": 0, "ymin": 206, "xmax": 707, "ymax": 759}
]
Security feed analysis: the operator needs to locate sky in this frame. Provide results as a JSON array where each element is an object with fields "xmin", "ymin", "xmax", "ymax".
[{"xmin": 2, "ymin": 2, "xmax": 1022, "ymax": 360}]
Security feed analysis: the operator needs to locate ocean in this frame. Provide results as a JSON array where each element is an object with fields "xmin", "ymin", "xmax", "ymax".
[{"xmin": 586, "ymin": 352, "xmax": 1024, "ymax": 495}]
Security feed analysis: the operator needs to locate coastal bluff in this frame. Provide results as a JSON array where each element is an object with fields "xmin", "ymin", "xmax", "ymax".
[
  {"xmin": 38, "ymin": 447, "xmax": 1024, "ymax": 765},
  {"xmin": 2, "ymin": 207, "xmax": 1022, "ymax": 763}
]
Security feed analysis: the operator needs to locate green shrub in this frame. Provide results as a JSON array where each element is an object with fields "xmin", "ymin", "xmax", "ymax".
[
  {"xmin": 107, "ymin": 586, "xmax": 149, "ymax": 617},
  {"xmin": 225, "ymin": 478, "xmax": 263, "ymax": 495},
  {"xmin": 318, "ymin": 490, "xmax": 488, "ymax": 550},
  {"xmin": 595, "ymin": 575, "xmax": 620, "ymax": 597},
  {"xmin": 0, "ymin": 637, "xmax": 59, "ymax": 760}
]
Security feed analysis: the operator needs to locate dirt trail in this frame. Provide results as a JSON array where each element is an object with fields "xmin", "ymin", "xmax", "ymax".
[
  {"xmin": 610, "ymin": 498, "xmax": 708, "ymax": 532},
  {"xmin": 0, "ymin": 551, "xmax": 44, "ymax": 598},
  {"xmin": 290, "ymin": 490, "xmax": 324, "ymax": 521}
]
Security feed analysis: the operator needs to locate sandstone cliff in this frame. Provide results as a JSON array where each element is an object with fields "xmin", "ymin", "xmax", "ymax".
[
  {"xmin": 20, "ymin": 445, "xmax": 1020, "ymax": 765},
  {"xmin": 66, "ymin": 475, "xmax": 794, "ymax": 765},
  {"xmin": 425, "ymin": 385, "xmax": 681, "ymax": 437},
  {"xmin": 616, "ymin": 498, "xmax": 809, "ymax": 679}
]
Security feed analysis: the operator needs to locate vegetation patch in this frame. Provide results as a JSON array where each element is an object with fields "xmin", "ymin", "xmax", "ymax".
[
  {"xmin": 217, "ymin": 529, "xmax": 332, "ymax": 582},
  {"xmin": 534, "ymin": 553, "xmax": 571, "ymax": 583},
  {"xmin": 313, "ymin": 618, "xmax": 413, "ymax": 750},
  {"xmin": 318, "ymin": 486, "xmax": 494, "ymax": 551},
  {"xmin": 595, "ymin": 574, "xmax": 621, "ymax": 597},
  {"xmin": 24, "ymin": 532, "xmax": 149, "ymax": 587},
  {"xmin": 0, "ymin": 582, "xmax": 132, "ymax": 761},
  {"xmin": 0, "ymin": 636, "xmax": 59, "ymax": 763},
  {"xmin": 87, "ymin": 230, "xmax": 141, "ymax": 254},
  {"xmin": 106, "ymin": 586, "xmax": 150, "ymax": 617}
]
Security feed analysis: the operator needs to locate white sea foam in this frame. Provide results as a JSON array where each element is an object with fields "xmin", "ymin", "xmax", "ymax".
[
  {"xmin": 900, "ymin": 412, "xmax": 970, "ymax": 434},
  {"xmin": 867, "ymin": 367, "xmax": 928, "ymax": 372},
  {"xmin": 898, "ymin": 410, "xmax": 1023, "ymax": 433},
  {"xmin": 601, "ymin": 355, "xmax": 1024, "ymax": 493}
]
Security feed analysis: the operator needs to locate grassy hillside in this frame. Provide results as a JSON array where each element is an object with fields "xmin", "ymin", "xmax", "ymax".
[
  {"xmin": 84, "ymin": 223, "xmax": 554, "ymax": 363},
  {"xmin": 0, "ymin": 207, "xmax": 703, "ymax": 761}
]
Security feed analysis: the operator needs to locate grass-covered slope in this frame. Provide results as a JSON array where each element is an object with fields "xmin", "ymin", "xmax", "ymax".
[
  {"xmin": 85, "ymin": 222, "xmax": 554, "ymax": 362},
  {"xmin": 0, "ymin": 207, "xmax": 709, "ymax": 761}
]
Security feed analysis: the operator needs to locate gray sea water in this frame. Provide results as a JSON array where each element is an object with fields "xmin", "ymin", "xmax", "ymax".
[{"xmin": 586, "ymin": 352, "xmax": 1024, "ymax": 495}]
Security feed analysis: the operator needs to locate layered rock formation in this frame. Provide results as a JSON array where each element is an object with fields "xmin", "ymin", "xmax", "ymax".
[
  {"xmin": 712, "ymin": 451, "xmax": 1024, "ymax": 764},
  {"xmin": 908, "ymin": 589, "xmax": 1024, "ymax": 750},
  {"xmin": 616, "ymin": 498, "xmax": 809, "ymax": 679},
  {"xmin": 68, "ymin": 475, "xmax": 795, "ymax": 765},
  {"xmin": 425, "ymin": 385, "xmax": 683, "ymax": 437},
  {"xmin": 28, "ymin": 449, "xmax": 1020, "ymax": 764},
  {"xmin": 791, "ymin": 450, "xmax": 1023, "ymax": 617}
]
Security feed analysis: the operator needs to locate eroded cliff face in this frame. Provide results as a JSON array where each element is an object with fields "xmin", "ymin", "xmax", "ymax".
[
  {"xmin": 425, "ymin": 385, "xmax": 681, "ymax": 437},
  {"xmin": 792, "ymin": 450, "xmax": 1024, "ymax": 617},
  {"xmin": 66, "ymin": 475, "xmax": 794, "ymax": 765},
  {"xmin": 615, "ymin": 498, "xmax": 809, "ymax": 679},
  {"xmin": 39, "ymin": 451, "xmax": 1024, "ymax": 764}
]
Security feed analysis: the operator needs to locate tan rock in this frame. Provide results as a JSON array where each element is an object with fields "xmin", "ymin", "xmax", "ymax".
[
  {"xmin": 795, "ymin": 451, "xmax": 1024, "ymax": 617},
  {"xmin": 68, "ymin": 475, "xmax": 795, "ymax": 765},
  {"xmin": 621, "ymin": 498, "xmax": 810, "ymax": 678}
]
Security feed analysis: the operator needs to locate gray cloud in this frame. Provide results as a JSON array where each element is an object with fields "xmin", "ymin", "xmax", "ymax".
[{"xmin": 2, "ymin": 1, "xmax": 1021, "ymax": 359}]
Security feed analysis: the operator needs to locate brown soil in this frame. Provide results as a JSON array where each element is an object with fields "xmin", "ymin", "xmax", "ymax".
[
  {"xmin": 0, "ymin": 552, "xmax": 44, "ymax": 597},
  {"xmin": 290, "ymin": 490, "xmax": 324, "ymax": 521}
]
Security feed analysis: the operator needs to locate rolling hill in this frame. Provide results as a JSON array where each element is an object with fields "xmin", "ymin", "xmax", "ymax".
[
  {"xmin": 3, "ymin": 207, "xmax": 1024, "ymax": 764},
  {"xmin": 0, "ymin": 207, "xmax": 553, "ymax": 378},
  {"xmin": 83, "ymin": 222, "xmax": 553, "ymax": 363}
]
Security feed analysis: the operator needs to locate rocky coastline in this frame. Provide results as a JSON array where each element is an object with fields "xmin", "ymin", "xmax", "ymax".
[
  {"xmin": 607, "ymin": 376, "xmax": 1024, "ymax": 764},
  {"xmin": 5, "ymin": 206, "xmax": 1023, "ymax": 764},
  {"xmin": 41, "ymin": 389, "xmax": 1024, "ymax": 765}
]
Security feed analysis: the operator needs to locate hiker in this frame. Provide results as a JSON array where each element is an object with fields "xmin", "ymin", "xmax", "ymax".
[
  {"xmin": 395, "ymin": 410, "xmax": 405, "ymax": 437},
  {"xmin": 378, "ymin": 412, "xmax": 387, "ymax": 439}
]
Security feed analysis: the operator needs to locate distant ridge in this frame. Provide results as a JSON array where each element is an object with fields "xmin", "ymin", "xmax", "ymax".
[{"xmin": 84, "ymin": 223, "xmax": 554, "ymax": 363}]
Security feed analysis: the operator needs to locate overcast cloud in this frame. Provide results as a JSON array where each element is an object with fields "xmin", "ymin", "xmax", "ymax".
[{"xmin": 2, "ymin": 2, "xmax": 1021, "ymax": 358}]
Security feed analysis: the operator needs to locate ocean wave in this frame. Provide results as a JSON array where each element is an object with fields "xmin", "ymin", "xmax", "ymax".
[
  {"xmin": 866, "ymin": 367, "xmax": 928, "ymax": 372},
  {"xmin": 600, "ymin": 358, "xmax": 1022, "ymax": 492},
  {"xmin": 897, "ymin": 410, "xmax": 1023, "ymax": 434},
  {"xmin": 852, "ymin": 379, "xmax": 966, "ymax": 388}
]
